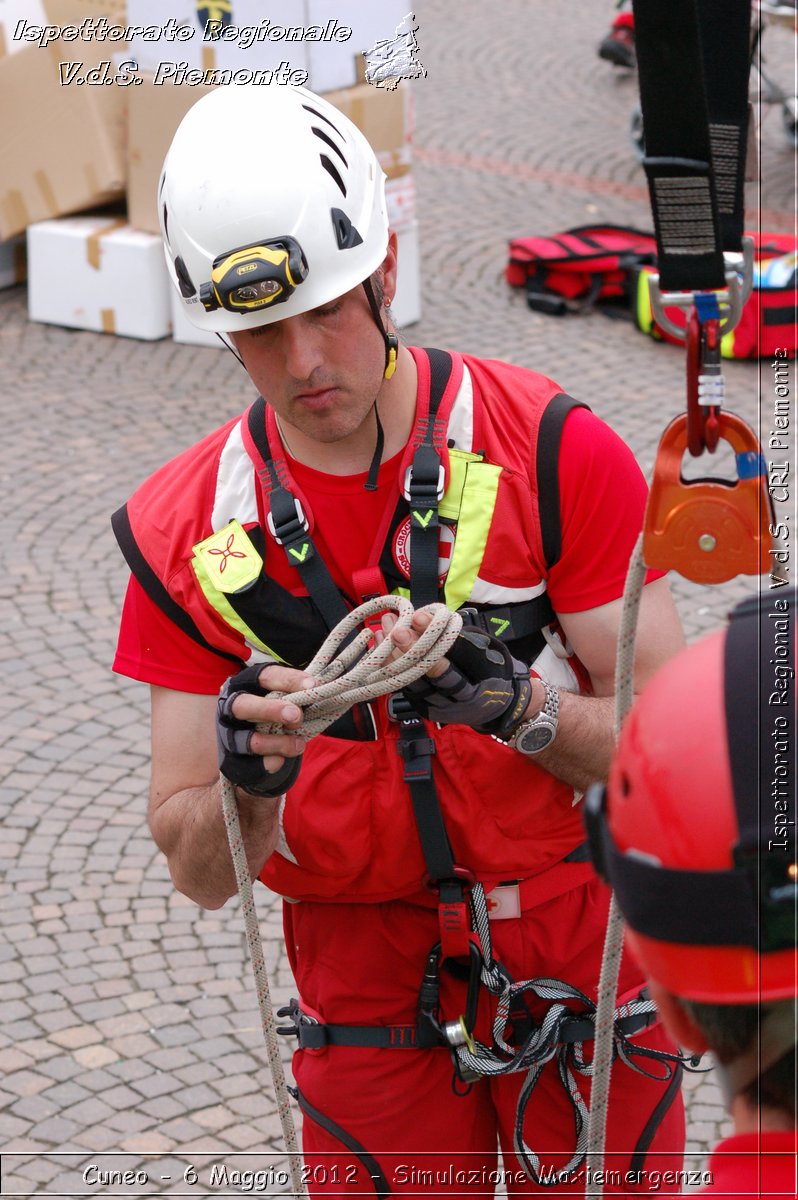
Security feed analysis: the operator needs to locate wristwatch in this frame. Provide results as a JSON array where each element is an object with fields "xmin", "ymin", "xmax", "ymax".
[{"xmin": 509, "ymin": 677, "xmax": 560, "ymax": 755}]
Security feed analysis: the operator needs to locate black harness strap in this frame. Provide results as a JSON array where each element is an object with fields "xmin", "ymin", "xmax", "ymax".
[
  {"xmin": 291, "ymin": 1087, "xmax": 392, "ymax": 1199},
  {"xmin": 407, "ymin": 348, "xmax": 451, "ymax": 608},
  {"xmin": 247, "ymin": 398, "xmax": 350, "ymax": 632},
  {"xmin": 111, "ymin": 503, "xmax": 243, "ymax": 667},
  {"xmin": 536, "ymin": 393, "xmax": 590, "ymax": 570},
  {"xmin": 632, "ymin": 0, "xmax": 751, "ymax": 292}
]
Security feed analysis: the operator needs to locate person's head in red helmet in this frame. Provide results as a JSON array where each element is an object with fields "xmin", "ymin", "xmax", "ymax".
[{"xmin": 585, "ymin": 590, "xmax": 796, "ymax": 1180}]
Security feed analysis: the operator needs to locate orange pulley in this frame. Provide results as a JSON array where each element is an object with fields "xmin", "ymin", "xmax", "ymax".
[{"xmin": 643, "ymin": 411, "xmax": 775, "ymax": 584}]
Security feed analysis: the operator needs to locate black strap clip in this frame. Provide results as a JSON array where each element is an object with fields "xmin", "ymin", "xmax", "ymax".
[{"xmin": 266, "ymin": 492, "xmax": 310, "ymax": 548}]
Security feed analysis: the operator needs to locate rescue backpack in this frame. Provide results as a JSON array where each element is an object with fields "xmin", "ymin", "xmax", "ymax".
[
  {"xmin": 507, "ymin": 225, "xmax": 797, "ymax": 358},
  {"xmin": 505, "ymin": 224, "xmax": 658, "ymax": 315},
  {"xmin": 633, "ymin": 232, "xmax": 797, "ymax": 359}
]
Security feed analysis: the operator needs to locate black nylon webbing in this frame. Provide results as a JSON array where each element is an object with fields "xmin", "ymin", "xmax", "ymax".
[
  {"xmin": 408, "ymin": 349, "xmax": 452, "ymax": 607},
  {"xmin": 248, "ymin": 400, "xmax": 350, "ymax": 632},
  {"xmin": 632, "ymin": 0, "xmax": 750, "ymax": 291},
  {"xmin": 695, "ymin": 0, "xmax": 752, "ymax": 253},
  {"xmin": 536, "ymin": 393, "xmax": 589, "ymax": 569}
]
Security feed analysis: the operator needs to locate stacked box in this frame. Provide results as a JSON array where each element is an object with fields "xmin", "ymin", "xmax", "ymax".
[
  {"xmin": 0, "ymin": 0, "xmax": 127, "ymax": 240},
  {"xmin": 27, "ymin": 217, "xmax": 172, "ymax": 340},
  {"xmin": 0, "ymin": 233, "xmax": 26, "ymax": 288}
]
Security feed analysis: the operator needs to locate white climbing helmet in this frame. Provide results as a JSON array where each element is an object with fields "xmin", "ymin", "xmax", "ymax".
[{"xmin": 158, "ymin": 84, "xmax": 390, "ymax": 333}]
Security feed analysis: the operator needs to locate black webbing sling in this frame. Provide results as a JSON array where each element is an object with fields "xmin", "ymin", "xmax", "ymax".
[
  {"xmin": 406, "ymin": 348, "xmax": 451, "ymax": 608},
  {"xmin": 247, "ymin": 397, "xmax": 351, "ymax": 632},
  {"xmin": 632, "ymin": 0, "xmax": 752, "ymax": 290}
]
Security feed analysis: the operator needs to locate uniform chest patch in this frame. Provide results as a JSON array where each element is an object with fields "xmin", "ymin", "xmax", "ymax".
[
  {"xmin": 392, "ymin": 515, "xmax": 456, "ymax": 585},
  {"xmin": 193, "ymin": 519, "xmax": 263, "ymax": 593}
]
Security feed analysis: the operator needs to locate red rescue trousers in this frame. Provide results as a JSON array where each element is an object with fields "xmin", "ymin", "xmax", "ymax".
[{"xmin": 283, "ymin": 867, "xmax": 686, "ymax": 1197}]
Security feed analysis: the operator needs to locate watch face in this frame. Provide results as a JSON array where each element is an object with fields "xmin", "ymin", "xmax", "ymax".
[{"xmin": 517, "ymin": 723, "xmax": 555, "ymax": 754}]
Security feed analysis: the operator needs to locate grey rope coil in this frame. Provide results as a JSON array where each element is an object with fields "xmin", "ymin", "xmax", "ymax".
[{"xmin": 220, "ymin": 597, "xmax": 462, "ymax": 1198}]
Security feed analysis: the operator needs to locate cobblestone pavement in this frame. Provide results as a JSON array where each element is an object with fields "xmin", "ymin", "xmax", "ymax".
[{"xmin": 1, "ymin": 2, "xmax": 795, "ymax": 1196}]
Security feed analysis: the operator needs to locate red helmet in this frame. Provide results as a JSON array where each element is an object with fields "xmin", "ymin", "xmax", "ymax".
[{"xmin": 585, "ymin": 591, "xmax": 797, "ymax": 1004}]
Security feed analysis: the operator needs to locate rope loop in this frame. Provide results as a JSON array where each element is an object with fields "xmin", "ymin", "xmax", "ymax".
[{"xmin": 254, "ymin": 596, "xmax": 463, "ymax": 740}]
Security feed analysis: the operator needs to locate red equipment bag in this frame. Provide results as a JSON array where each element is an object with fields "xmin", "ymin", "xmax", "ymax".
[
  {"xmin": 505, "ymin": 224, "xmax": 658, "ymax": 315},
  {"xmin": 633, "ymin": 232, "xmax": 797, "ymax": 359}
]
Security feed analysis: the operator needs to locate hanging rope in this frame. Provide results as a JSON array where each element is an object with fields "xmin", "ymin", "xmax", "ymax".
[
  {"xmin": 220, "ymin": 597, "xmax": 462, "ymax": 1198},
  {"xmin": 585, "ymin": 534, "xmax": 649, "ymax": 1198}
]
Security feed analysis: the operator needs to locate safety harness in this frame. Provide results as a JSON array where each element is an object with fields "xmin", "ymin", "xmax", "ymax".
[{"xmin": 240, "ymin": 349, "xmax": 692, "ymax": 1186}]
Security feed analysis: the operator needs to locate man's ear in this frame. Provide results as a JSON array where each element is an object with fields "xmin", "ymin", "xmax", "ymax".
[
  {"xmin": 649, "ymin": 980, "xmax": 709, "ymax": 1055},
  {"xmin": 380, "ymin": 230, "xmax": 399, "ymax": 307}
]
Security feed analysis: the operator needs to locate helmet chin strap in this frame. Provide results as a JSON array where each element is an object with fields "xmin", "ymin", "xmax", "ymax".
[
  {"xmin": 362, "ymin": 276, "xmax": 398, "ymax": 491},
  {"xmin": 715, "ymin": 1001, "xmax": 797, "ymax": 1108}
]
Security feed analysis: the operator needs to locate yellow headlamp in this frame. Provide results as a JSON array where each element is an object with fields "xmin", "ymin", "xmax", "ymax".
[{"xmin": 199, "ymin": 236, "xmax": 309, "ymax": 315}]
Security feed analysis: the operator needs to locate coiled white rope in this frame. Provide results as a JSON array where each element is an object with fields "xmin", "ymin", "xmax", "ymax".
[{"xmin": 220, "ymin": 597, "xmax": 462, "ymax": 1197}]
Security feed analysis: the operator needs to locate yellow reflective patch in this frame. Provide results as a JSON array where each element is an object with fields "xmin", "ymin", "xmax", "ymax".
[{"xmin": 193, "ymin": 520, "xmax": 262, "ymax": 594}]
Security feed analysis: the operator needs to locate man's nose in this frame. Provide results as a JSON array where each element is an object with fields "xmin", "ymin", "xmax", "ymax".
[{"xmin": 280, "ymin": 315, "xmax": 324, "ymax": 381}]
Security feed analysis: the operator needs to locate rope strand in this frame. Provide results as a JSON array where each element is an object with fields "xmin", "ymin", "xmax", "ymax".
[{"xmin": 221, "ymin": 597, "xmax": 462, "ymax": 1197}]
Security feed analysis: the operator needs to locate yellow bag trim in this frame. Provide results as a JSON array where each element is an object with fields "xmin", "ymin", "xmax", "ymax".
[
  {"xmin": 439, "ymin": 448, "xmax": 483, "ymax": 521},
  {"xmin": 635, "ymin": 269, "xmax": 656, "ymax": 334},
  {"xmin": 443, "ymin": 461, "xmax": 502, "ymax": 612}
]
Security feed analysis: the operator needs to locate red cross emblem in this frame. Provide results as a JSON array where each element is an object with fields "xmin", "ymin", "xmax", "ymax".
[{"xmin": 208, "ymin": 532, "xmax": 247, "ymax": 573}]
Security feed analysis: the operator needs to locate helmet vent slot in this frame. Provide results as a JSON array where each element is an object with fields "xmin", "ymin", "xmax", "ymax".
[
  {"xmin": 174, "ymin": 255, "xmax": 196, "ymax": 298},
  {"xmin": 331, "ymin": 208, "xmax": 363, "ymax": 250},
  {"xmin": 302, "ymin": 103, "xmax": 342, "ymax": 136},
  {"xmin": 320, "ymin": 155, "xmax": 347, "ymax": 197},
  {"xmin": 311, "ymin": 125, "xmax": 348, "ymax": 167}
]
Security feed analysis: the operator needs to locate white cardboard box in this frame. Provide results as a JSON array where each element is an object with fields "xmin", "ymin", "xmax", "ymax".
[
  {"xmin": 305, "ymin": 0, "xmax": 411, "ymax": 92},
  {"xmin": 392, "ymin": 219, "xmax": 421, "ymax": 328},
  {"xmin": 170, "ymin": 288, "xmax": 224, "ymax": 349},
  {"xmin": 28, "ymin": 216, "xmax": 172, "ymax": 339},
  {"xmin": 0, "ymin": 233, "xmax": 26, "ymax": 288},
  {"xmin": 125, "ymin": 0, "xmax": 310, "ymax": 78}
]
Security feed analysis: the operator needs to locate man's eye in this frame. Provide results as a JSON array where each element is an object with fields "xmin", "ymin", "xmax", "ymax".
[{"xmin": 315, "ymin": 303, "xmax": 341, "ymax": 318}]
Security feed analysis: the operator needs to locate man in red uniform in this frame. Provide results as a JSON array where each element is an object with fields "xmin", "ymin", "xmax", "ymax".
[
  {"xmin": 586, "ymin": 591, "xmax": 797, "ymax": 1198},
  {"xmin": 113, "ymin": 83, "xmax": 688, "ymax": 1193}
]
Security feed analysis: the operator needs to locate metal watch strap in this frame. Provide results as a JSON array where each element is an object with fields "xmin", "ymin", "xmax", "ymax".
[{"xmin": 511, "ymin": 677, "xmax": 560, "ymax": 754}]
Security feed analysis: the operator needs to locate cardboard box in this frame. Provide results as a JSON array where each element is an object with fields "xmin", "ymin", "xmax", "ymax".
[
  {"xmin": 0, "ymin": 0, "xmax": 46, "ymax": 57},
  {"xmin": 28, "ymin": 216, "xmax": 172, "ymax": 339},
  {"xmin": 0, "ymin": 232, "xmax": 26, "ymax": 287},
  {"xmin": 386, "ymin": 173, "xmax": 416, "ymax": 231},
  {"xmin": 170, "ymin": 287, "xmax": 222, "ymax": 349},
  {"xmin": 392, "ymin": 219, "xmax": 421, "ymax": 328},
  {"xmin": 126, "ymin": 72, "xmax": 216, "ymax": 234},
  {"xmin": 322, "ymin": 81, "xmax": 412, "ymax": 182},
  {"xmin": 125, "ymin": 0, "xmax": 310, "ymax": 78},
  {"xmin": 0, "ymin": 47, "xmax": 126, "ymax": 238},
  {"xmin": 305, "ymin": 0, "xmax": 411, "ymax": 93},
  {"xmin": 0, "ymin": 0, "xmax": 127, "ymax": 239}
]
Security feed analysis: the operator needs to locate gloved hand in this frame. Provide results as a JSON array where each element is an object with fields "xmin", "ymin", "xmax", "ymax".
[
  {"xmin": 217, "ymin": 663, "xmax": 303, "ymax": 797},
  {"xmin": 400, "ymin": 627, "xmax": 533, "ymax": 736}
]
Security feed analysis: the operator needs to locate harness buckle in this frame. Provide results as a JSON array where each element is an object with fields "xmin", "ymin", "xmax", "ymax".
[
  {"xmin": 386, "ymin": 691, "xmax": 422, "ymax": 724},
  {"xmin": 426, "ymin": 865, "xmax": 477, "ymax": 894},
  {"xmin": 402, "ymin": 461, "xmax": 445, "ymax": 504},
  {"xmin": 266, "ymin": 496, "xmax": 308, "ymax": 546}
]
